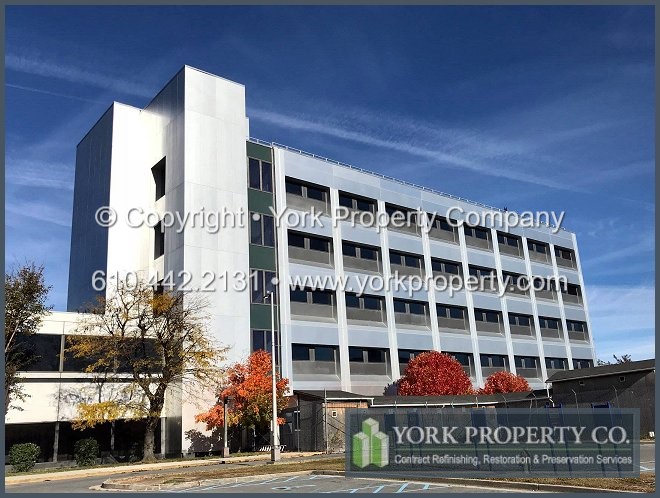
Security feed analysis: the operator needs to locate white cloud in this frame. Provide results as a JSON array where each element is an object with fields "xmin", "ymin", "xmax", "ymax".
[
  {"xmin": 587, "ymin": 284, "xmax": 655, "ymax": 360},
  {"xmin": 5, "ymin": 54, "xmax": 154, "ymax": 98},
  {"xmin": 6, "ymin": 159, "xmax": 74, "ymax": 190}
]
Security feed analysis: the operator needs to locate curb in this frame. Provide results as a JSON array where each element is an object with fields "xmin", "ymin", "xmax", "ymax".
[
  {"xmin": 100, "ymin": 470, "xmax": 315, "ymax": 491},
  {"xmin": 5, "ymin": 453, "xmax": 322, "ymax": 486},
  {"xmin": 99, "ymin": 468, "xmax": 638, "ymax": 494}
]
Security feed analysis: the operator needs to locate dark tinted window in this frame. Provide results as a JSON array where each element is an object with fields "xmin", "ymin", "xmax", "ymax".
[
  {"xmin": 363, "ymin": 296, "xmax": 381, "ymax": 310},
  {"xmin": 263, "ymin": 216, "xmax": 275, "ymax": 247},
  {"xmin": 449, "ymin": 307, "xmax": 464, "ymax": 320},
  {"xmin": 288, "ymin": 233, "xmax": 306, "ymax": 248},
  {"xmin": 342, "ymin": 243, "xmax": 357, "ymax": 257},
  {"xmin": 248, "ymin": 158, "xmax": 261, "ymax": 189},
  {"xmin": 444, "ymin": 263, "xmax": 459, "ymax": 274},
  {"xmin": 485, "ymin": 312, "xmax": 499, "ymax": 323},
  {"xmin": 405, "ymin": 255, "xmax": 421, "ymax": 268},
  {"xmin": 315, "ymin": 346, "xmax": 334, "ymax": 362},
  {"xmin": 290, "ymin": 289, "xmax": 308, "ymax": 303},
  {"xmin": 349, "ymin": 348, "xmax": 364, "ymax": 362},
  {"xmin": 339, "ymin": 194, "xmax": 353, "ymax": 208},
  {"xmin": 286, "ymin": 181, "xmax": 303, "ymax": 196},
  {"xmin": 390, "ymin": 253, "xmax": 403, "ymax": 265},
  {"xmin": 393, "ymin": 300, "xmax": 407, "ymax": 313},
  {"xmin": 309, "ymin": 237, "xmax": 329, "ymax": 252},
  {"xmin": 312, "ymin": 291, "xmax": 333, "ymax": 305},
  {"xmin": 345, "ymin": 294, "xmax": 360, "ymax": 308},
  {"xmin": 361, "ymin": 247, "xmax": 377, "ymax": 260},
  {"xmin": 306, "ymin": 185, "xmax": 326, "ymax": 201},
  {"xmin": 409, "ymin": 302, "xmax": 425, "ymax": 315},
  {"xmin": 356, "ymin": 199, "xmax": 373, "ymax": 212},
  {"xmin": 17, "ymin": 334, "xmax": 61, "ymax": 372},
  {"xmin": 367, "ymin": 349, "xmax": 386, "ymax": 363},
  {"xmin": 292, "ymin": 345, "xmax": 310, "ymax": 361}
]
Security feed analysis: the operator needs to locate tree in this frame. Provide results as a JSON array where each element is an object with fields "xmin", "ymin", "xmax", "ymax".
[
  {"xmin": 195, "ymin": 350, "xmax": 289, "ymax": 437},
  {"xmin": 597, "ymin": 354, "xmax": 632, "ymax": 366},
  {"xmin": 66, "ymin": 278, "xmax": 228, "ymax": 461},
  {"xmin": 5, "ymin": 263, "xmax": 52, "ymax": 415},
  {"xmin": 479, "ymin": 371, "xmax": 530, "ymax": 394},
  {"xmin": 397, "ymin": 351, "xmax": 473, "ymax": 396}
]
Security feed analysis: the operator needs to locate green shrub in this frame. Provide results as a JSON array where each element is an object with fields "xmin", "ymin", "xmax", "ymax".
[
  {"xmin": 74, "ymin": 438, "xmax": 99, "ymax": 467},
  {"xmin": 9, "ymin": 443, "xmax": 40, "ymax": 472}
]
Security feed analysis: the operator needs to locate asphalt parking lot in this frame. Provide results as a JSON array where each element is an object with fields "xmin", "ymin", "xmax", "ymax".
[{"xmin": 163, "ymin": 474, "xmax": 532, "ymax": 494}]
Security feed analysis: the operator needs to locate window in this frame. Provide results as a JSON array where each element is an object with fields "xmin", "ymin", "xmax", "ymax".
[
  {"xmin": 251, "ymin": 270, "xmax": 277, "ymax": 304},
  {"xmin": 292, "ymin": 344, "xmax": 311, "ymax": 361},
  {"xmin": 465, "ymin": 226, "xmax": 490, "ymax": 240},
  {"xmin": 480, "ymin": 354, "xmax": 506, "ymax": 368},
  {"xmin": 573, "ymin": 358, "xmax": 593, "ymax": 369},
  {"xmin": 527, "ymin": 240, "xmax": 548, "ymax": 255},
  {"xmin": 566, "ymin": 320, "xmax": 587, "ymax": 332},
  {"xmin": 497, "ymin": 232, "xmax": 520, "ymax": 248},
  {"xmin": 427, "ymin": 214, "xmax": 457, "ymax": 233},
  {"xmin": 398, "ymin": 350, "xmax": 424, "ymax": 363},
  {"xmin": 554, "ymin": 246, "xmax": 575, "ymax": 261},
  {"xmin": 349, "ymin": 347, "xmax": 387, "ymax": 363},
  {"xmin": 393, "ymin": 299, "xmax": 428, "ymax": 316},
  {"xmin": 345, "ymin": 293, "xmax": 384, "ymax": 311},
  {"xmin": 314, "ymin": 346, "xmax": 335, "ymax": 362},
  {"xmin": 250, "ymin": 213, "xmax": 275, "ymax": 247},
  {"xmin": 288, "ymin": 233, "xmax": 306, "ymax": 248},
  {"xmin": 509, "ymin": 313, "xmax": 532, "ymax": 327},
  {"xmin": 390, "ymin": 251, "xmax": 422, "ymax": 268},
  {"xmin": 539, "ymin": 317, "xmax": 560, "ymax": 330},
  {"xmin": 343, "ymin": 242, "xmax": 379, "ymax": 261},
  {"xmin": 349, "ymin": 347, "xmax": 364, "ymax": 362},
  {"xmin": 503, "ymin": 272, "xmax": 529, "ymax": 292},
  {"xmin": 285, "ymin": 178, "xmax": 328, "ymax": 201},
  {"xmin": 474, "ymin": 309, "xmax": 502, "ymax": 324},
  {"xmin": 431, "ymin": 259, "xmax": 461, "ymax": 274},
  {"xmin": 564, "ymin": 284, "xmax": 582, "ymax": 296},
  {"xmin": 288, "ymin": 231, "xmax": 331, "ymax": 253},
  {"xmin": 545, "ymin": 357, "xmax": 568, "ymax": 370},
  {"xmin": 154, "ymin": 222, "xmax": 165, "ymax": 259},
  {"xmin": 515, "ymin": 356, "xmax": 538, "ymax": 368},
  {"xmin": 385, "ymin": 204, "xmax": 419, "ymax": 230},
  {"xmin": 248, "ymin": 157, "xmax": 273, "ymax": 192},
  {"xmin": 469, "ymin": 266, "xmax": 496, "ymax": 279},
  {"xmin": 152, "ymin": 157, "xmax": 166, "ymax": 200},
  {"xmin": 251, "ymin": 329, "xmax": 280, "ymax": 364},
  {"xmin": 338, "ymin": 192, "xmax": 375, "ymax": 213},
  {"xmin": 290, "ymin": 288, "xmax": 334, "ymax": 306},
  {"xmin": 447, "ymin": 352, "xmax": 472, "ymax": 367},
  {"xmin": 14, "ymin": 334, "xmax": 61, "ymax": 372}
]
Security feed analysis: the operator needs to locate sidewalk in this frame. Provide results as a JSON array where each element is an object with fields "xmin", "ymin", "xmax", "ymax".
[{"xmin": 5, "ymin": 451, "xmax": 324, "ymax": 485}]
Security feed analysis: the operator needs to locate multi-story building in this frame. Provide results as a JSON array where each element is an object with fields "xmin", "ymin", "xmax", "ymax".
[{"xmin": 6, "ymin": 66, "xmax": 596, "ymax": 460}]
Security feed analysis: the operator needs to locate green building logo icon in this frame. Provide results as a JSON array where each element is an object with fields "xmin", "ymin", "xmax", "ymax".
[{"xmin": 352, "ymin": 418, "xmax": 389, "ymax": 468}]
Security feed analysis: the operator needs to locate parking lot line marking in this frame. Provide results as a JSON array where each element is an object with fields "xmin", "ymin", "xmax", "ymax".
[
  {"xmin": 372, "ymin": 485, "xmax": 385, "ymax": 493},
  {"xmin": 395, "ymin": 482, "xmax": 410, "ymax": 493}
]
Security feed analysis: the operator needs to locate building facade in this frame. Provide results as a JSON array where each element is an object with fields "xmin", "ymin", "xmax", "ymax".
[{"xmin": 7, "ymin": 66, "xmax": 597, "ymax": 459}]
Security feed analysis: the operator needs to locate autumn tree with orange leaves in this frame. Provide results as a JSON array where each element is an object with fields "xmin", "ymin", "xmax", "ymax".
[
  {"xmin": 479, "ymin": 371, "xmax": 530, "ymax": 394},
  {"xmin": 195, "ymin": 350, "xmax": 289, "ymax": 434},
  {"xmin": 397, "ymin": 351, "xmax": 473, "ymax": 396}
]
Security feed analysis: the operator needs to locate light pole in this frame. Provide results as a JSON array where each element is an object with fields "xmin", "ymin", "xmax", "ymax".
[
  {"xmin": 221, "ymin": 395, "xmax": 231, "ymax": 458},
  {"xmin": 266, "ymin": 290, "xmax": 280, "ymax": 462}
]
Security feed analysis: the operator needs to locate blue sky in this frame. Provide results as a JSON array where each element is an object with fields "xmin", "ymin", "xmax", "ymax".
[{"xmin": 5, "ymin": 6, "xmax": 655, "ymax": 361}]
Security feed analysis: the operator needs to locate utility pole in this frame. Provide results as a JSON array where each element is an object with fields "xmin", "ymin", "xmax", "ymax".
[{"xmin": 267, "ymin": 291, "xmax": 280, "ymax": 462}]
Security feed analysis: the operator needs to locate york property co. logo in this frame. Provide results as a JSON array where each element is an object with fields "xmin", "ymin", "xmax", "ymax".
[{"xmin": 352, "ymin": 418, "xmax": 389, "ymax": 468}]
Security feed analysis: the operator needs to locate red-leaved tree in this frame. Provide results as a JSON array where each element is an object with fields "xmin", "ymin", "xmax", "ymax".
[
  {"xmin": 479, "ymin": 371, "xmax": 530, "ymax": 394},
  {"xmin": 398, "ymin": 351, "xmax": 473, "ymax": 395},
  {"xmin": 195, "ymin": 350, "xmax": 289, "ymax": 433}
]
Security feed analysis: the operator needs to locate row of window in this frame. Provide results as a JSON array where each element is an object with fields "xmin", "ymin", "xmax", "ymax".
[
  {"xmin": 283, "ymin": 283, "xmax": 588, "ymax": 334},
  {"xmin": 287, "ymin": 342, "xmax": 593, "ymax": 372},
  {"xmin": 282, "ymin": 177, "xmax": 577, "ymax": 264},
  {"xmin": 13, "ymin": 334, "xmax": 163, "ymax": 373},
  {"xmin": 286, "ymin": 231, "xmax": 581, "ymax": 296}
]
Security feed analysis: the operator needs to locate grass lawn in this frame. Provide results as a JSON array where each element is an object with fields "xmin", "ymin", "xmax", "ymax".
[{"xmin": 5, "ymin": 451, "xmax": 271, "ymax": 476}]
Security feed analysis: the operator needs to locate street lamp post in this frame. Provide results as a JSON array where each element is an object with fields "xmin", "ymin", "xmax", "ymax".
[
  {"xmin": 221, "ymin": 395, "xmax": 231, "ymax": 458},
  {"xmin": 266, "ymin": 290, "xmax": 280, "ymax": 462}
]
